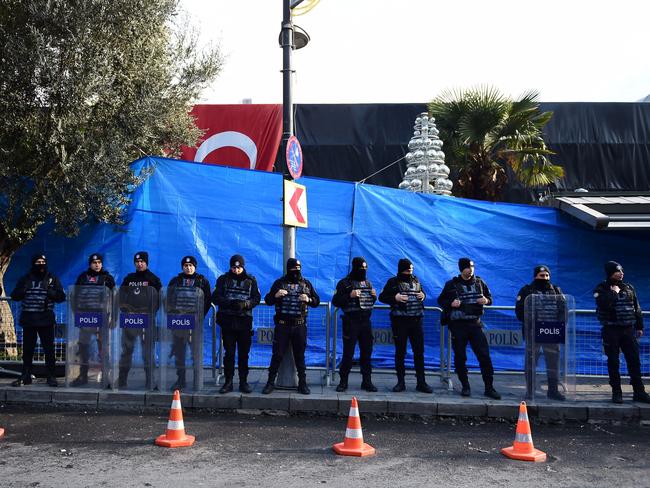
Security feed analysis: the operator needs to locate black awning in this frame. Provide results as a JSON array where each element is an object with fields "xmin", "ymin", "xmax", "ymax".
[{"xmin": 552, "ymin": 192, "xmax": 650, "ymax": 230}]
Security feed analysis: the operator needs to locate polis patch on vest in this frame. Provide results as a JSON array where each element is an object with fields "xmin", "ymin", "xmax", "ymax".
[
  {"xmin": 167, "ymin": 314, "xmax": 195, "ymax": 330},
  {"xmin": 119, "ymin": 313, "xmax": 150, "ymax": 329},
  {"xmin": 535, "ymin": 320, "xmax": 565, "ymax": 344},
  {"xmin": 75, "ymin": 312, "xmax": 104, "ymax": 328}
]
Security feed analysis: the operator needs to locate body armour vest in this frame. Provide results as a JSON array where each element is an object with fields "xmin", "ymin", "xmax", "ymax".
[
  {"xmin": 526, "ymin": 288, "xmax": 563, "ymax": 325},
  {"xmin": 75, "ymin": 274, "xmax": 111, "ymax": 311},
  {"xmin": 391, "ymin": 279, "xmax": 424, "ymax": 317},
  {"xmin": 277, "ymin": 281, "xmax": 309, "ymax": 317},
  {"xmin": 342, "ymin": 280, "xmax": 375, "ymax": 315},
  {"xmin": 22, "ymin": 279, "xmax": 52, "ymax": 313},
  {"xmin": 450, "ymin": 279, "xmax": 484, "ymax": 322},
  {"xmin": 168, "ymin": 278, "xmax": 202, "ymax": 313},
  {"xmin": 599, "ymin": 286, "xmax": 636, "ymax": 327},
  {"xmin": 224, "ymin": 277, "xmax": 252, "ymax": 302}
]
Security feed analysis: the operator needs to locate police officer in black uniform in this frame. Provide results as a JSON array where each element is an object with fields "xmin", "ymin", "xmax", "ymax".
[
  {"xmin": 70, "ymin": 253, "xmax": 116, "ymax": 386},
  {"xmin": 118, "ymin": 251, "xmax": 162, "ymax": 388},
  {"xmin": 379, "ymin": 258, "xmax": 433, "ymax": 394},
  {"xmin": 515, "ymin": 265, "xmax": 565, "ymax": 401},
  {"xmin": 594, "ymin": 261, "xmax": 650, "ymax": 404},
  {"xmin": 10, "ymin": 254, "xmax": 66, "ymax": 387},
  {"xmin": 332, "ymin": 257, "xmax": 377, "ymax": 392},
  {"xmin": 262, "ymin": 258, "xmax": 320, "ymax": 395},
  {"xmin": 437, "ymin": 258, "xmax": 500, "ymax": 399},
  {"xmin": 212, "ymin": 254, "xmax": 261, "ymax": 394},
  {"xmin": 166, "ymin": 255, "xmax": 211, "ymax": 391}
]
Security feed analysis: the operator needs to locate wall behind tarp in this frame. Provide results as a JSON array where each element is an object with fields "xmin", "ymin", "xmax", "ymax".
[
  {"xmin": 294, "ymin": 103, "xmax": 650, "ymax": 201},
  {"xmin": 5, "ymin": 157, "xmax": 649, "ymax": 372}
]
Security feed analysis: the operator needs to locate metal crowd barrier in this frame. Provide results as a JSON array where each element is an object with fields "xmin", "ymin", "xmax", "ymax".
[{"xmin": 331, "ymin": 305, "xmax": 453, "ymax": 389}]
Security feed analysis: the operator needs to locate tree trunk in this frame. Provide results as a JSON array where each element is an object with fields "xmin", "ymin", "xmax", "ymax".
[{"xmin": 0, "ymin": 235, "xmax": 21, "ymax": 358}]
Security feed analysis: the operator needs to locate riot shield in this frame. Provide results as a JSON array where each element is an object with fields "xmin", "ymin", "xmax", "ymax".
[
  {"xmin": 66, "ymin": 285, "xmax": 114, "ymax": 388},
  {"xmin": 113, "ymin": 286, "xmax": 159, "ymax": 390},
  {"xmin": 159, "ymin": 287, "xmax": 204, "ymax": 392},
  {"xmin": 523, "ymin": 293, "xmax": 576, "ymax": 401}
]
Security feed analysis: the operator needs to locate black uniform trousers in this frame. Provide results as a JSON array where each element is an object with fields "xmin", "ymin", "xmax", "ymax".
[
  {"xmin": 222, "ymin": 327, "xmax": 253, "ymax": 380},
  {"xmin": 22, "ymin": 326, "xmax": 56, "ymax": 374},
  {"xmin": 339, "ymin": 315, "xmax": 373, "ymax": 378},
  {"xmin": 602, "ymin": 325, "xmax": 644, "ymax": 391},
  {"xmin": 171, "ymin": 330, "xmax": 192, "ymax": 372},
  {"xmin": 119, "ymin": 328, "xmax": 154, "ymax": 376},
  {"xmin": 391, "ymin": 316, "xmax": 425, "ymax": 379},
  {"xmin": 449, "ymin": 322, "xmax": 494, "ymax": 386},
  {"xmin": 268, "ymin": 321, "xmax": 307, "ymax": 375},
  {"xmin": 524, "ymin": 342, "xmax": 560, "ymax": 396}
]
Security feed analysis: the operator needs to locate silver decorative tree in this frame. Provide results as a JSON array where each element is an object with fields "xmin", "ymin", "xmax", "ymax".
[{"xmin": 399, "ymin": 112, "xmax": 453, "ymax": 195}]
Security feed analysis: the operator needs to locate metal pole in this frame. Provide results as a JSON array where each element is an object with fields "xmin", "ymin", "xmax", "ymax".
[{"xmin": 277, "ymin": 0, "xmax": 298, "ymax": 388}]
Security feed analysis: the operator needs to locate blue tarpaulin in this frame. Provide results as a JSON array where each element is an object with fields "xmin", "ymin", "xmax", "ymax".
[{"xmin": 5, "ymin": 157, "xmax": 649, "ymax": 373}]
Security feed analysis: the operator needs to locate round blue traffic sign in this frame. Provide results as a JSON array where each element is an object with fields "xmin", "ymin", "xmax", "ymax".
[{"xmin": 286, "ymin": 136, "xmax": 303, "ymax": 179}]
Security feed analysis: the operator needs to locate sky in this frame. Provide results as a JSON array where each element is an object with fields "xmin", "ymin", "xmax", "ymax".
[{"xmin": 181, "ymin": 0, "xmax": 650, "ymax": 104}]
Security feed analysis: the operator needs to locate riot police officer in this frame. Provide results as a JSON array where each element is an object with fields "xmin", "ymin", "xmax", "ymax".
[
  {"xmin": 262, "ymin": 258, "xmax": 320, "ymax": 395},
  {"xmin": 166, "ymin": 255, "xmax": 211, "ymax": 391},
  {"xmin": 332, "ymin": 257, "xmax": 377, "ymax": 392},
  {"xmin": 118, "ymin": 251, "xmax": 162, "ymax": 388},
  {"xmin": 594, "ymin": 261, "xmax": 650, "ymax": 404},
  {"xmin": 437, "ymin": 258, "xmax": 500, "ymax": 399},
  {"xmin": 212, "ymin": 254, "xmax": 261, "ymax": 394},
  {"xmin": 379, "ymin": 258, "xmax": 432, "ymax": 393},
  {"xmin": 10, "ymin": 254, "xmax": 66, "ymax": 387},
  {"xmin": 515, "ymin": 265, "xmax": 565, "ymax": 401},
  {"xmin": 70, "ymin": 253, "xmax": 116, "ymax": 386}
]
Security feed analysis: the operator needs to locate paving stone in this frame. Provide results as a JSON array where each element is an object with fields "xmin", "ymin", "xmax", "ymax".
[
  {"xmin": 193, "ymin": 393, "xmax": 241, "ymax": 410},
  {"xmin": 53, "ymin": 390, "xmax": 99, "ymax": 407},
  {"xmin": 5, "ymin": 388, "xmax": 52, "ymax": 403},
  {"xmin": 588, "ymin": 404, "xmax": 638, "ymax": 421},
  {"xmin": 486, "ymin": 401, "xmax": 521, "ymax": 419},
  {"xmin": 387, "ymin": 399, "xmax": 437, "ymax": 416},
  {"xmin": 537, "ymin": 404, "xmax": 588, "ymax": 421},
  {"xmin": 145, "ymin": 391, "xmax": 185, "ymax": 407},
  {"xmin": 98, "ymin": 390, "xmax": 146, "ymax": 406},
  {"xmin": 241, "ymin": 393, "xmax": 290, "ymax": 411},
  {"xmin": 437, "ymin": 400, "xmax": 487, "ymax": 417},
  {"xmin": 289, "ymin": 395, "xmax": 338, "ymax": 413}
]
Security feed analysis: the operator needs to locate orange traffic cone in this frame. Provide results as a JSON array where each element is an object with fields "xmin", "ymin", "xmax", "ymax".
[
  {"xmin": 155, "ymin": 390, "xmax": 195, "ymax": 448},
  {"xmin": 501, "ymin": 401, "xmax": 546, "ymax": 462},
  {"xmin": 332, "ymin": 397, "xmax": 375, "ymax": 457},
  {"xmin": 0, "ymin": 427, "xmax": 4, "ymax": 438}
]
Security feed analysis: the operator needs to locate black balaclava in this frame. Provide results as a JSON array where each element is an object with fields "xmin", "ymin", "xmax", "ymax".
[
  {"xmin": 458, "ymin": 257, "xmax": 474, "ymax": 281},
  {"xmin": 31, "ymin": 253, "xmax": 47, "ymax": 277},
  {"xmin": 605, "ymin": 261, "xmax": 623, "ymax": 284},
  {"xmin": 228, "ymin": 254, "xmax": 247, "ymax": 280},
  {"xmin": 532, "ymin": 265, "xmax": 552, "ymax": 290},
  {"xmin": 286, "ymin": 258, "xmax": 302, "ymax": 283},
  {"xmin": 350, "ymin": 257, "xmax": 367, "ymax": 281},
  {"xmin": 397, "ymin": 258, "xmax": 412, "ymax": 282}
]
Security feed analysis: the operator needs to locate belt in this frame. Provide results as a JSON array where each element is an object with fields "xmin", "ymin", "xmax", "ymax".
[{"xmin": 277, "ymin": 318, "xmax": 305, "ymax": 326}]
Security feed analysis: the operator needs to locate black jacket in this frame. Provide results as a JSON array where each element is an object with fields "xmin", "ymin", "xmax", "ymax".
[
  {"xmin": 437, "ymin": 275, "xmax": 492, "ymax": 326},
  {"xmin": 264, "ymin": 275, "xmax": 320, "ymax": 318},
  {"xmin": 10, "ymin": 271, "xmax": 66, "ymax": 327},
  {"xmin": 594, "ymin": 280, "xmax": 643, "ymax": 330},
  {"xmin": 378, "ymin": 274, "xmax": 426, "ymax": 318},
  {"xmin": 167, "ymin": 272, "xmax": 212, "ymax": 317},
  {"xmin": 119, "ymin": 269, "xmax": 162, "ymax": 313},
  {"xmin": 75, "ymin": 269, "xmax": 116, "ymax": 289},
  {"xmin": 332, "ymin": 275, "xmax": 377, "ymax": 318},
  {"xmin": 514, "ymin": 281, "xmax": 562, "ymax": 323}
]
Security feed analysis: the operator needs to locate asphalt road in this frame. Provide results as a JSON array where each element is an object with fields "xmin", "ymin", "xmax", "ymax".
[{"xmin": 0, "ymin": 405, "xmax": 648, "ymax": 488}]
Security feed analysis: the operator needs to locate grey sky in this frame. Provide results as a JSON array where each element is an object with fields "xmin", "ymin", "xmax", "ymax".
[{"xmin": 181, "ymin": 0, "xmax": 650, "ymax": 104}]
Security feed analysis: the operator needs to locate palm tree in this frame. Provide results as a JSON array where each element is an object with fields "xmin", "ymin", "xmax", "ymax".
[{"xmin": 428, "ymin": 86, "xmax": 564, "ymax": 201}]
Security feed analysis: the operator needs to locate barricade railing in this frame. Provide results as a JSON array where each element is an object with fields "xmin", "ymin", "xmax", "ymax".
[
  {"xmin": 211, "ymin": 302, "xmax": 332, "ymax": 386},
  {"xmin": 331, "ymin": 305, "xmax": 453, "ymax": 389}
]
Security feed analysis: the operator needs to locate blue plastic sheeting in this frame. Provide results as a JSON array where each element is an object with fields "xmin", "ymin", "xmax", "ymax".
[{"xmin": 5, "ymin": 157, "xmax": 650, "ymax": 373}]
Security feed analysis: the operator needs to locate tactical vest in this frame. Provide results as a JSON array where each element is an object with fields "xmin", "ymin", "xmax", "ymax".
[
  {"xmin": 341, "ymin": 280, "xmax": 374, "ymax": 314},
  {"xmin": 76, "ymin": 284, "xmax": 109, "ymax": 311},
  {"xmin": 22, "ymin": 279, "xmax": 52, "ymax": 313},
  {"xmin": 450, "ymin": 279, "xmax": 484, "ymax": 322},
  {"xmin": 168, "ymin": 282, "xmax": 201, "ymax": 313},
  {"xmin": 224, "ymin": 277, "xmax": 252, "ymax": 302},
  {"xmin": 120, "ymin": 285, "xmax": 156, "ymax": 313},
  {"xmin": 599, "ymin": 286, "xmax": 636, "ymax": 327},
  {"xmin": 391, "ymin": 279, "xmax": 424, "ymax": 317},
  {"xmin": 527, "ymin": 288, "xmax": 563, "ymax": 324},
  {"xmin": 277, "ymin": 281, "xmax": 309, "ymax": 317}
]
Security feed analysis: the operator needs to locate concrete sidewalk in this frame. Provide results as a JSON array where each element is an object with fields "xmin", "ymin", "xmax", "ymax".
[{"xmin": 1, "ymin": 370, "xmax": 649, "ymax": 423}]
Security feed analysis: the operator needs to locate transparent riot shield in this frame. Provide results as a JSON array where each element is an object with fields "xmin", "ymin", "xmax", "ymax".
[
  {"xmin": 524, "ymin": 293, "xmax": 576, "ymax": 401},
  {"xmin": 159, "ymin": 287, "xmax": 204, "ymax": 392},
  {"xmin": 113, "ymin": 286, "xmax": 159, "ymax": 390},
  {"xmin": 66, "ymin": 285, "xmax": 113, "ymax": 388}
]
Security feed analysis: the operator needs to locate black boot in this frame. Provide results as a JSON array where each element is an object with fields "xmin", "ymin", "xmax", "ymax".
[
  {"xmin": 71, "ymin": 364, "xmax": 89, "ymax": 387},
  {"xmin": 416, "ymin": 373, "xmax": 433, "ymax": 394},
  {"xmin": 612, "ymin": 388, "xmax": 623, "ymax": 404},
  {"xmin": 297, "ymin": 373, "xmax": 310, "ymax": 395},
  {"xmin": 632, "ymin": 385, "xmax": 650, "ymax": 403},
  {"xmin": 46, "ymin": 375, "xmax": 58, "ymax": 387},
  {"xmin": 219, "ymin": 377, "xmax": 234, "ymax": 394},
  {"xmin": 117, "ymin": 368, "xmax": 128, "ymax": 388},
  {"xmin": 460, "ymin": 379, "xmax": 471, "ymax": 397},
  {"xmin": 392, "ymin": 376, "xmax": 406, "ymax": 392},
  {"xmin": 171, "ymin": 370, "xmax": 187, "ymax": 392},
  {"xmin": 547, "ymin": 381, "xmax": 565, "ymax": 401},
  {"xmin": 262, "ymin": 372, "xmax": 276, "ymax": 394},
  {"xmin": 336, "ymin": 375, "xmax": 348, "ymax": 392},
  {"xmin": 484, "ymin": 380, "xmax": 501, "ymax": 400},
  {"xmin": 11, "ymin": 370, "xmax": 32, "ymax": 387},
  {"xmin": 239, "ymin": 374, "xmax": 252, "ymax": 394},
  {"xmin": 361, "ymin": 375, "xmax": 378, "ymax": 392}
]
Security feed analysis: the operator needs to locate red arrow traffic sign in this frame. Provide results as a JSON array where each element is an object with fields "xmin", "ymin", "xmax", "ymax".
[
  {"xmin": 283, "ymin": 180, "xmax": 308, "ymax": 228},
  {"xmin": 289, "ymin": 187, "xmax": 305, "ymax": 223}
]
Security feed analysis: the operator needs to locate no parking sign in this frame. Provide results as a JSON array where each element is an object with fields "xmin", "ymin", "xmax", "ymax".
[{"xmin": 286, "ymin": 136, "xmax": 303, "ymax": 179}]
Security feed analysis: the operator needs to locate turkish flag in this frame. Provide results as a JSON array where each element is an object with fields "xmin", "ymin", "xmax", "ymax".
[{"xmin": 180, "ymin": 104, "xmax": 282, "ymax": 171}]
